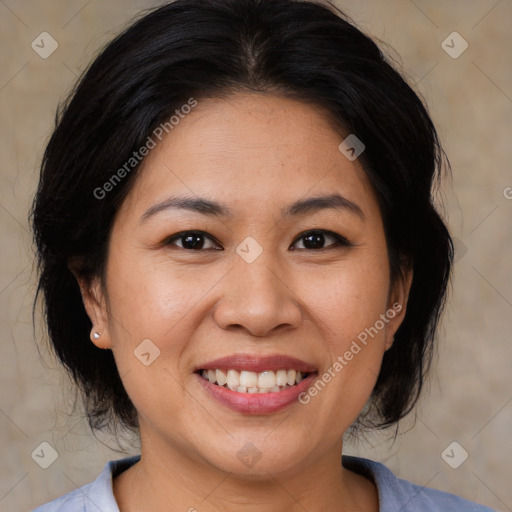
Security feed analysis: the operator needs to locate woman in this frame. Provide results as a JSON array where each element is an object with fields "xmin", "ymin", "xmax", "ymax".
[{"xmin": 31, "ymin": 0, "xmax": 497, "ymax": 510}]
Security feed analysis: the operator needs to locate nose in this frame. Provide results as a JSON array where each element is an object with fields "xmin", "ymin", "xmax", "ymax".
[{"xmin": 212, "ymin": 255, "xmax": 303, "ymax": 338}]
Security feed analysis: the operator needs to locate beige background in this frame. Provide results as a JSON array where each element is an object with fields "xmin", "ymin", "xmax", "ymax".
[{"xmin": 0, "ymin": 0, "xmax": 511, "ymax": 510}]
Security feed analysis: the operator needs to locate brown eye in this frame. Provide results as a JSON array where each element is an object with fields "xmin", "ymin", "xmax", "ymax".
[
  {"xmin": 163, "ymin": 229, "xmax": 351, "ymax": 252},
  {"xmin": 164, "ymin": 231, "xmax": 222, "ymax": 251},
  {"xmin": 290, "ymin": 230, "xmax": 352, "ymax": 250}
]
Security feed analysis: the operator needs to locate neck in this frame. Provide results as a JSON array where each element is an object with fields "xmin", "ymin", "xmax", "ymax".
[{"xmin": 113, "ymin": 434, "xmax": 378, "ymax": 512}]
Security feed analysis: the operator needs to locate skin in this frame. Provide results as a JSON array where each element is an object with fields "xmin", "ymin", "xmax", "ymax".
[{"xmin": 77, "ymin": 92, "xmax": 412, "ymax": 512}]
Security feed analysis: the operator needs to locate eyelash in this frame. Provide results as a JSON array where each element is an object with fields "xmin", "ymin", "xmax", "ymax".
[{"xmin": 162, "ymin": 229, "xmax": 352, "ymax": 252}]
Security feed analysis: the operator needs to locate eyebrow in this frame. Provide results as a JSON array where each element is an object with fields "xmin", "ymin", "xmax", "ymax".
[{"xmin": 139, "ymin": 192, "xmax": 365, "ymax": 224}]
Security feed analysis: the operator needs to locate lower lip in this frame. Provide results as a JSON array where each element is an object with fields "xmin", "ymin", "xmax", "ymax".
[{"xmin": 195, "ymin": 373, "xmax": 317, "ymax": 414}]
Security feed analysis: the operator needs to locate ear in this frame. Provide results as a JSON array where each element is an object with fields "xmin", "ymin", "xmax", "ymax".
[
  {"xmin": 70, "ymin": 266, "xmax": 112, "ymax": 350},
  {"xmin": 384, "ymin": 266, "xmax": 413, "ymax": 351}
]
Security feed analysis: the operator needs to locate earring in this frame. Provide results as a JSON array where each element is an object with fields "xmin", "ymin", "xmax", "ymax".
[{"xmin": 92, "ymin": 331, "xmax": 102, "ymax": 340}]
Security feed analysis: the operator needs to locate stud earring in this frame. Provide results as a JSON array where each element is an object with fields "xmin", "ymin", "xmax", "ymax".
[{"xmin": 92, "ymin": 331, "xmax": 102, "ymax": 340}]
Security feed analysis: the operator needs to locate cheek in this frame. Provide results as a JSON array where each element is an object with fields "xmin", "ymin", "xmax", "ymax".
[
  {"xmin": 102, "ymin": 257, "xmax": 200, "ymax": 429},
  {"xmin": 103, "ymin": 250, "xmax": 206, "ymax": 373},
  {"xmin": 106, "ymin": 249, "xmax": 201, "ymax": 327},
  {"xmin": 298, "ymin": 255, "xmax": 390, "ymax": 414},
  {"xmin": 306, "ymin": 256, "xmax": 391, "ymax": 341}
]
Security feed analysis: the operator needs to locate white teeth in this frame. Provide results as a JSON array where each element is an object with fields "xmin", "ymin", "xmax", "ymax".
[
  {"xmin": 276, "ymin": 369, "xmax": 288, "ymax": 387},
  {"xmin": 216, "ymin": 369, "xmax": 227, "ymax": 386},
  {"xmin": 226, "ymin": 369, "xmax": 239, "ymax": 388},
  {"xmin": 200, "ymin": 368, "xmax": 311, "ymax": 393},
  {"xmin": 258, "ymin": 371, "xmax": 276, "ymax": 389},
  {"xmin": 239, "ymin": 371, "xmax": 258, "ymax": 388}
]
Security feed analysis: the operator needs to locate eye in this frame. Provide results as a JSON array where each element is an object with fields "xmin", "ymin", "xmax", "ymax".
[
  {"xmin": 162, "ymin": 229, "xmax": 351, "ymax": 252},
  {"xmin": 290, "ymin": 229, "xmax": 352, "ymax": 251},
  {"xmin": 163, "ymin": 231, "xmax": 222, "ymax": 251}
]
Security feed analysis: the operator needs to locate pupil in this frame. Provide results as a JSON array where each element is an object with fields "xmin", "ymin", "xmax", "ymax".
[
  {"xmin": 184, "ymin": 234, "xmax": 203, "ymax": 249},
  {"xmin": 304, "ymin": 232, "xmax": 324, "ymax": 249}
]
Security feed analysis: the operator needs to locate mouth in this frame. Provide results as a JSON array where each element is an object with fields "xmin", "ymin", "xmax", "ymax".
[
  {"xmin": 198, "ymin": 368, "xmax": 311, "ymax": 394},
  {"xmin": 194, "ymin": 354, "xmax": 318, "ymax": 414}
]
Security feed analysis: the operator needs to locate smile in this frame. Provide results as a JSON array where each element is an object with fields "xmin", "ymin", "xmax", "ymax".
[{"xmin": 195, "ymin": 353, "xmax": 318, "ymax": 413}]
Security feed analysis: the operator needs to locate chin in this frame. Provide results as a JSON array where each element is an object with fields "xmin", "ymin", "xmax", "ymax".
[{"xmin": 194, "ymin": 433, "xmax": 314, "ymax": 479}]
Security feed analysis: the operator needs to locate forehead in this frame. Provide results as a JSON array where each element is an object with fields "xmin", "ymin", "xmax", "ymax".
[{"xmin": 120, "ymin": 92, "xmax": 379, "ymax": 221}]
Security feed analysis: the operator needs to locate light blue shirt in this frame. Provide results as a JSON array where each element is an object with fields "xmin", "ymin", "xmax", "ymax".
[{"xmin": 33, "ymin": 454, "xmax": 499, "ymax": 511}]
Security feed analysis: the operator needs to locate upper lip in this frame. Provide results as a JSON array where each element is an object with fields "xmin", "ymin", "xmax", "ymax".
[{"xmin": 195, "ymin": 353, "xmax": 317, "ymax": 373}]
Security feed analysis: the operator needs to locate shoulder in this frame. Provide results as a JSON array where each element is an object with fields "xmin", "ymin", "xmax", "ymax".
[
  {"xmin": 32, "ymin": 482, "xmax": 91, "ymax": 512},
  {"xmin": 342, "ymin": 455, "xmax": 499, "ymax": 512},
  {"xmin": 32, "ymin": 455, "xmax": 141, "ymax": 512}
]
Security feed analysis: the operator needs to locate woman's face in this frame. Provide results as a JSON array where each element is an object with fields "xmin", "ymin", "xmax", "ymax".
[{"xmin": 84, "ymin": 92, "xmax": 409, "ymax": 477}]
